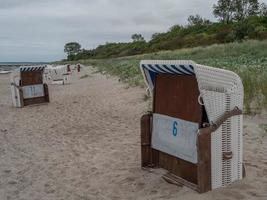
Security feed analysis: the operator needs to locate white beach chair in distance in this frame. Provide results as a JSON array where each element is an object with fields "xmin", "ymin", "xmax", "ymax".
[{"xmin": 44, "ymin": 65, "xmax": 72, "ymax": 85}]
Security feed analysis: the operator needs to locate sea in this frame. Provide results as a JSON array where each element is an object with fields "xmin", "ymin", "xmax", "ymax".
[{"xmin": 0, "ymin": 62, "xmax": 48, "ymax": 73}]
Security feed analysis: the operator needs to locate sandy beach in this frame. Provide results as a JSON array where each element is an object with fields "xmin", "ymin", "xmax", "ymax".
[{"xmin": 0, "ymin": 67, "xmax": 266, "ymax": 200}]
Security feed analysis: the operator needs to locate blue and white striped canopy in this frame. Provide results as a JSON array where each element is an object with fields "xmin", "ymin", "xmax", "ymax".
[
  {"xmin": 140, "ymin": 60, "xmax": 196, "ymax": 92},
  {"xmin": 20, "ymin": 66, "xmax": 46, "ymax": 72}
]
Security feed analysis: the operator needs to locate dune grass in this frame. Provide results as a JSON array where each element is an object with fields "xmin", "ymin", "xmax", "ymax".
[{"xmin": 65, "ymin": 40, "xmax": 267, "ymax": 113}]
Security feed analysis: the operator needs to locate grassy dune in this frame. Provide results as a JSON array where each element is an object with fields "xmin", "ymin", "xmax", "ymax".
[{"xmin": 67, "ymin": 40, "xmax": 267, "ymax": 113}]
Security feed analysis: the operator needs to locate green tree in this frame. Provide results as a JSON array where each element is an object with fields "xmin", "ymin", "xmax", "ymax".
[
  {"xmin": 151, "ymin": 33, "xmax": 162, "ymax": 40},
  {"xmin": 213, "ymin": 0, "xmax": 260, "ymax": 23},
  {"xmin": 259, "ymin": 2, "xmax": 267, "ymax": 16},
  {"xmin": 213, "ymin": 0, "xmax": 235, "ymax": 23},
  {"xmin": 169, "ymin": 25, "xmax": 182, "ymax": 32},
  {"xmin": 131, "ymin": 34, "xmax": 145, "ymax": 42},
  {"xmin": 187, "ymin": 15, "xmax": 211, "ymax": 26},
  {"xmin": 234, "ymin": 0, "xmax": 260, "ymax": 21},
  {"xmin": 64, "ymin": 42, "xmax": 81, "ymax": 58}
]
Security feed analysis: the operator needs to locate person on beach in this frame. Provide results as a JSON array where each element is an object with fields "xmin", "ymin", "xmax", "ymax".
[{"xmin": 67, "ymin": 65, "xmax": 71, "ymax": 73}]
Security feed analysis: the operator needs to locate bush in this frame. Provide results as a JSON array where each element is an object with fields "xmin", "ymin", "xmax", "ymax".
[
  {"xmin": 68, "ymin": 16, "xmax": 267, "ymax": 61},
  {"xmin": 64, "ymin": 40, "xmax": 267, "ymax": 113}
]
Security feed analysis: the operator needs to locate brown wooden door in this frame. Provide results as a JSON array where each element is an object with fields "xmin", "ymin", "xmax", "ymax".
[
  {"xmin": 20, "ymin": 71, "xmax": 43, "ymax": 86},
  {"xmin": 153, "ymin": 74, "xmax": 202, "ymax": 184},
  {"xmin": 20, "ymin": 70, "xmax": 49, "ymax": 106}
]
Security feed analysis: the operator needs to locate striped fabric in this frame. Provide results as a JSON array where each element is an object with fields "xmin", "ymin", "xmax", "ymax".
[
  {"xmin": 20, "ymin": 66, "xmax": 46, "ymax": 72},
  {"xmin": 140, "ymin": 61, "xmax": 196, "ymax": 92},
  {"xmin": 141, "ymin": 63, "xmax": 195, "ymax": 75}
]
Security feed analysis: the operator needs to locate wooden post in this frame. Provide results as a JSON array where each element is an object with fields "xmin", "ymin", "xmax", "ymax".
[
  {"xmin": 44, "ymin": 84, "xmax": 50, "ymax": 103},
  {"xmin": 197, "ymin": 132, "xmax": 212, "ymax": 193},
  {"xmin": 19, "ymin": 87, "xmax": 24, "ymax": 108},
  {"xmin": 141, "ymin": 113, "xmax": 159, "ymax": 168}
]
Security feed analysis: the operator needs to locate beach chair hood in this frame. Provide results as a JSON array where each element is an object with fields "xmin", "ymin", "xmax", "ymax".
[
  {"xmin": 140, "ymin": 60, "xmax": 244, "ymax": 123},
  {"xmin": 19, "ymin": 65, "xmax": 46, "ymax": 72}
]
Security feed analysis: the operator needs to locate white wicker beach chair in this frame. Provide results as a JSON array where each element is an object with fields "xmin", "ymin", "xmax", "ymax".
[
  {"xmin": 10, "ymin": 65, "xmax": 49, "ymax": 107},
  {"xmin": 140, "ymin": 60, "xmax": 244, "ymax": 192},
  {"xmin": 44, "ymin": 65, "xmax": 71, "ymax": 85}
]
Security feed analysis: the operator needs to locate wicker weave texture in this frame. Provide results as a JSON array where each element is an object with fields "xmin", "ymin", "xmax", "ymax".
[{"xmin": 195, "ymin": 64, "xmax": 243, "ymax": 189}]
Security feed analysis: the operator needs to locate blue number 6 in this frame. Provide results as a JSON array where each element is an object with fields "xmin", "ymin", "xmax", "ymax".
[{"xmin": 173, "ymin": 121, "xmax": 178, "ymax": 136}]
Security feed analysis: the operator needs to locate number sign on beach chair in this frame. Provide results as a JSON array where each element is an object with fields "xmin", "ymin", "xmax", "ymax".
[
  {"xmin": 10, "ymin": 66, "xmax": 49, "ymax": 107},
  {"xmin": 140, "ymin": 60, "xmax": 244, "ymax": 193}
]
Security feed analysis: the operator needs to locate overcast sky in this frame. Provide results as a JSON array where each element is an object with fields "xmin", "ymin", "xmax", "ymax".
[{"xmin": 0, "ymin": 0, "xmax": 262, "ymax": 62}]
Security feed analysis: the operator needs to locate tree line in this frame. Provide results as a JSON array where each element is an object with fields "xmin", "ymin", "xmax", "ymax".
[{"xmin": 64, "ymin": 0, "xmax": 267, "ymax": 61}]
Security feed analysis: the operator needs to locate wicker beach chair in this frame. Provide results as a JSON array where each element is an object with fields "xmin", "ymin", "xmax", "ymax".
[
  {"xmin": 44, "ymin": 65, "xmax": 72, "ymax": 85},
  {"xmin": 140, "ymin": 60, "xmax": 244, "ymax": 192},
  {"xmin": 10, "ymin": 66, "xmax": 49, "ymax": 107}
]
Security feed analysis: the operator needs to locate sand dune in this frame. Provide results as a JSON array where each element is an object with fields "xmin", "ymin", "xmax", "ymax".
[{"xmin": 0, "ymin": 67, "xmax": 266, "ymax": 200}]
